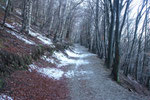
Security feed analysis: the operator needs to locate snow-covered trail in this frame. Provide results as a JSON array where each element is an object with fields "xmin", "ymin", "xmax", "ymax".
[{"xmin": 67, "ymin": 44, "xmax": 149, "ymax": 100}]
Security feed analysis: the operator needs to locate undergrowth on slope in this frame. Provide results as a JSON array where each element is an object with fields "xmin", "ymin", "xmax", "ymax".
[{"xmin": 0, "ymin": 45, "xmax": 53, "ymax": 89}]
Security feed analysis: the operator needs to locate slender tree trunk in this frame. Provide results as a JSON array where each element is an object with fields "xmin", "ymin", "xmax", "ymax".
[
  {"xmin": 123, "ymin": 12, "xmax": 130, "ymax": 76},
  {"xmin": 2, "ymin": 0, "xmax": 11, "ymax": 27},
  {"xmin": 107, "ymin": 0, "xmax": 115, "ymax": 68},
  {"xmin": 103, "ymin": 16, "xmax": 107, "ymax": 58},
  {"xmin": 21, "ymin": 0, "xmax": 32, "ymax": 33},
  {"xmin": 142, "ymin": 1, "xmax": 149, "ymax": 85},
  {"xmin": 119, "ymin": 0, "xmax": 130, "ymax": 40},
  {"xmin": 111, "ymin": 0, "xmax": 120, "ymax": 82},
  {"xmin": 135, "ymin": 18, "xmax": 145, "ymax": 80},
  {"xmin": 27, "ymin": 0, "xmax": 33, "ymax": 33},
  {"xmin": 34, "ymin": 0, "xmax": 39, "ymax": 25},
  {"xmin": 95, "ymin": 0, "xmax": 100, "ymax": 55}
]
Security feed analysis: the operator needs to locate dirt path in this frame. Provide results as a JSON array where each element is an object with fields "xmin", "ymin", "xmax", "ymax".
[{"xmin": 67, "ymin": 44, "xmax": 149, "ymax": 100}]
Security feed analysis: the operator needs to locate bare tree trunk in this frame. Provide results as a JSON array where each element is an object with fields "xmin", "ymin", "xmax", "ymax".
[
  {"xmin": 123, "ymin": 12, "xmax": 130, "ymax": 76},
  {"xmin": 27, "ymin": 0, "xmax": 33, "ymax": 33},
  {"xmin": 119, "ymin": 0, "xmax": 131, "ymax": 40},
  {"xmin": 135, "ymin": 17, "xmax": 146, "ymax": 80},
  {"xmin": 107, "ymin": 0, "xmax": 115, "ymax": 68},
  {"xmin": 111, "ymin": 0, "xmax": 120, "ymax": 82},
  {"xmin": 142, "ymin": 0, "xmax": 149, "ymax": 85},
  {"xmin": 34, "ymin": 0, "xmax": 39, "ymax": 25},
  {"xmin": 2, "ymin": 0, "xmax": 11, "ymax": 27},
  {"xmin": 95, "ymin": 0, "xmax": 100, "ymax": 55},
  {"xmin": 21, "ymin": 0, "xmax": 32, "ymax": 33},
  {"xmin": 103, "ymin": 16, "xmax": 107, "ymax": 58}
]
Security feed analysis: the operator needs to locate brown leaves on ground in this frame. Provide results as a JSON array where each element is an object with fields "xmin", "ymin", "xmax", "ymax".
[
  {"xmin": 6, "ymin": 70, "xmax": 69, "ymax": 100},
  {"xmin": 0, "ymin": 29, "xmax": 34, "ymax": 54}
]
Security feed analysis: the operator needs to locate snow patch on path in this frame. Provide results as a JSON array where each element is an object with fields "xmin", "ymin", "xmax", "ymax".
[
  {"xmin": 65, "ymin": 70, "xmax": 93, "ymax": 78},
  {"xmin": 53, "ymin": 51, "xmax": 89, "ymax": 67},
  {"xmin": 65, "ymin": 50, "xmax": 80, "ymax": 58},
  {"xmin": 65, "ymin": 49, "xmax": 96, "ymax": 58}
]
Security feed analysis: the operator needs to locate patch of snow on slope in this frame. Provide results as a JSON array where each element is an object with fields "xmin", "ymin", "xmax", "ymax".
[
  {"xmin": 38, "ymin": 68, "xmax": 64, "ymax": 80},
  {"xmin": 0, "ymin": 94, "xmax": 13, "ymax": 100},
  {"xmin": 12, "ymin": 22, "xmax": 21, "ymax": 27},
  {"xmin": 42, "ymin": 56, "xmax": 58, "ymax": 65},
  {"xmin": 15, "ymin": 9, "xmax": 22, "ymax": 15},
  {"xmin": 29, "ymin": 64, "xmax": 64, "ymax": 80},
  {"xmin": 29, "ymin": 64, "xmax": 38, "ymax": 72},
  {"xmin": 7, "ymin": 30, "xmax": 36, "ymax": 45},
  {"xmin": 5, "ymin": 23, "xmax": 15, "ymax": 29},
  {"xmin": 0, "ymin": 4, "xmax": 5, "ymax": 10},
  {"xmin": 42, "ymin": 55, "xmax": 68, "ymax": 68},
  {"xmin": 42, "ymin": 56, "xmax": 54, "ymax": 63},
  {"xmin": 53, "ymin": 52, "xmax": 68, "ymax": 62},
  {"xmin": 29, "ymin": 30, "xmax": 53, "ymax": 46}
]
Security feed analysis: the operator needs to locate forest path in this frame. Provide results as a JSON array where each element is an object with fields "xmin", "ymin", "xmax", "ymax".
[{"xmin": 67, "ymin": 44, "xmax": 149, "ymax": 100}]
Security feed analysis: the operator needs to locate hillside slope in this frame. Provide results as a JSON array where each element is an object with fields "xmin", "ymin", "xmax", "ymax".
[{"xmin": 0, "ymin": 6, "xmax": 70, "ymax": 99}]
